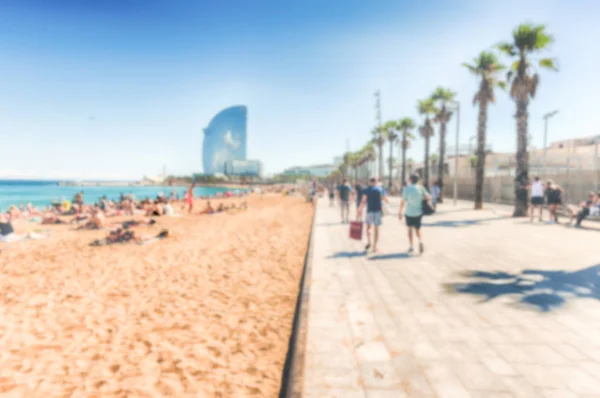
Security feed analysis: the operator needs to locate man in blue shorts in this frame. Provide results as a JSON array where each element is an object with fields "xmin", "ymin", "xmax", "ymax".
[{"xmin": 358, "ymin": 177, "xmax": 388, "ymax": 253}]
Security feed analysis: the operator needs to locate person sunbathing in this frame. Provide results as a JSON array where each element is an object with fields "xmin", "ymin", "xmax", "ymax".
[
  {"xmin": 90, "ymin": 228, "xmax": 169, "ymax": 246},
  {"xmin": 7, "ymin": 205, "xmax": 21, "ymax": 221},
  {"xmin": 121, "ymin": 219, "xmax": 156, "ymax": 229},
  {"xmin": 41, "ymin": 213, "xmax": 67, "ymax": 225},
  {"xmin": 145, "ymin": 203, "xmax": 164, "ymax": 217},
  {"xmin": 76, "ymin": 209, "xmax": 106, "ymax": 230},
  {"xmin": 198, "ymin": 201, "xmax": 215, "ymax": 215}
]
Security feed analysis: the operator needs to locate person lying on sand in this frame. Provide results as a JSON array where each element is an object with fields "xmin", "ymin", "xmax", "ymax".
[
  {"xmin": 76, "ymin": 209, "xmax": 106, "ymax": 230},
  {"xmin": 198, "ymin": 201, "xmax": 215, "ymax": 215},
  {"xmin": 121, "ymin": 219, "xmax": 157, "ymax": 229},
  {"xmin": 90, "ymin": 228, "xmax": 169, "ymax": 246},
  {"xmin": 0, "ymin": 214, "xmax": 49, "ymax": 242},
  {"xmin": 41, "ymin": 213, "xmax": 67, "ymax": 225}
]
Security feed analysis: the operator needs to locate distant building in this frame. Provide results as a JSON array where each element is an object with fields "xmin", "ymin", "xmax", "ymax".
[
  {"xmin": 333, "ymin": 156, "xmax": 343, "ymax": 167},
  {"xmin": 224, "ymin": 159, "xmax": 262, "ymax": 177},
  {"xmin": 203, "ymin": 106, "xmax": 248, "ymax": 174},
  {"xmin": 550, "ymin": 135, "xmax": 600, "ymax": 149},
  {"xmin": 282, "ymin": 164, "xmax": 335, "ymax": 178}
]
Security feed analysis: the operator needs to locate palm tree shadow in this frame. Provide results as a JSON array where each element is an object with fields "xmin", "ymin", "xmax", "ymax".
[
  {"xmin": 424, "ymin": 216, "xmax": 507, "ymax": 228},
  {"xmin": 444, "ymin": 264, "xmax": 600, "ymax": 312}
]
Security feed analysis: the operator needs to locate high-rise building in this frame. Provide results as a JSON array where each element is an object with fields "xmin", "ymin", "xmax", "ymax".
[{"xmin": 203, "ymin": 106, "xmax": 247, "ymax": 174}]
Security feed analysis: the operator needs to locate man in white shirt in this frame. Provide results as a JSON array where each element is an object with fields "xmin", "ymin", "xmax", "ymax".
[{"xmin": 529, "ymin": 176, "xmax": 545, "ymax": 222}]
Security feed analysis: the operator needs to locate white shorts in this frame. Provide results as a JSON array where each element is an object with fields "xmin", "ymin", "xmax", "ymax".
[{"xmin": 366, "ymin": 211, "xmax": 382, "ymax": 226}]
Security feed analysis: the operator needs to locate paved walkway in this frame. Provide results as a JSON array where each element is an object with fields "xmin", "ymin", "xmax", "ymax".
[{"xmin": 302, "ymin": 198, "xmax": 600, "ymax": 398}]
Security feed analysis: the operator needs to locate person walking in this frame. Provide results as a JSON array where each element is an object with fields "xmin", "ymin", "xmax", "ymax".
[
  {"xmin": 184, "ymin": 183, "xmax": 195, "ymax": 214},
  {"xmin": 399, "ymin": 174, "xmax": 431, "ymax": 255},
  {"xmin": 358, "ymin": 177, "xmax": 388, "ymax": 253},
  {"xmin": 530, "ymin": 176, "xmax": 545, "ymax": 222},
  {"xmin": 430, "ymin": 180, "xmax": 441, "ymax": 210},
  {"xmin": 545, "ymin": 180, "xmax": 563, "ymax": 223},
  {"xmin": 329, "ymin": 183, "xmax": 336, "ymax": 207},
  {"xmin": 337, "ymin": 179, "xmax": 353, "ymax": 223},
  {"xmin": 354, "ymin": 182, "xmax": 364, "ymax": 218}
]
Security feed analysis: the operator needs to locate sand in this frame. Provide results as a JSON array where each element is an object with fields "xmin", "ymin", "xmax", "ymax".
[{"xmin": 0, "ymin": 195, "xmax": 313, "ymax": 397}]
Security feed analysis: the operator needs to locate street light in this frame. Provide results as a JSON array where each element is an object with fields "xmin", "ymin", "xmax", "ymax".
[
  {"xmin": 447, "ymin": 100, "xmax": 460, "ymax": 206},
  {"xmin": 542, "ymin": 110, "xmax": 559, "ymax": 177}
]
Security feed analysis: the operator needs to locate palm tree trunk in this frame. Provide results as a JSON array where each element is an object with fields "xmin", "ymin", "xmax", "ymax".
[
  {"xmin": 388, "ymin": 141, "xmax": 393, "ymax": 190},
  {"xmin": 513, "ymin": 98, "xmax": 530, "ymax": 217},
  {"xmin": 401, "ymin": 133, "xmax": 407, "ymax": 190},
  {"xmin": 474, "ymin": 100, "xmax": 488, "ymax": 210},
  {"xmin": 438, "ymin": 122, "xmax": 446, "ymax": 203},
  {"xmin": 378, "ymin": 143, "xmax": 384, "ymax": 180},
  {"xmin": 354, "ymin": 166, "xmax": 358, "ymax": 184},
  {"xmin": 424, "ymin": 136, "xmax": 430, "ymax": 190}
]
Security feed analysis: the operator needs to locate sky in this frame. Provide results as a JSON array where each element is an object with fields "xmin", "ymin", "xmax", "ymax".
[{"xmin": 1, "ymin": 0, "xmax": 599, "ymax": 180}]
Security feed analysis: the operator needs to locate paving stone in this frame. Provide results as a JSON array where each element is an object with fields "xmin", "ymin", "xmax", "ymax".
[
  {"xmin": 303, "ymin": 199, "xmax": 600, "ymax": 396},
  {"xmin": 358, "ymin": 361, "xmax": 401, "ymax": 389},
  {"xmin": 364, "ymin": 389, "xmax": 408, "ymax": 398},
  {"xmin": 303, "ymin": 388, "xmax": 366, "ymax": 398}
]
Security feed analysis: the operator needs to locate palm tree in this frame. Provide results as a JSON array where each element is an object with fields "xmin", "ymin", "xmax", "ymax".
[
  {"xmin": 371, "ymin": 127, "xmax": 386, "ymax": 180},
  {"xmin": 430, "ymin": 87, "xmax": 457, "ymax": 202},
  {"xmin": 430, "ymin": 153, "xmax": 439, "ymax": 176},
  {"xmin": 498, "ymin": 23, "xmax": 557, "ymax": 216},
  {"xmin": 359, "ymin": 143, "xmax": 376, "ymax": 179},
  {"xmin": 463, "ymin": 51, "xmax": 506, "ymax": 209},
  {"xmin": 397, "ymin": 117, "xmax": 416, "ymax": 188},
  {"xmin": 417, "ymin": 98, "xmax": 437, "ymax": 189},
  {"xmin": 407, "ymin": 158, "xmax": 415, "ymax": 174},
  {"xmin": 383, "ymin": 120, "xmax": 399, "ymax": 189}
]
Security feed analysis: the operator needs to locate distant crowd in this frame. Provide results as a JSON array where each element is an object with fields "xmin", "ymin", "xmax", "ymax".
[{"xmin": 0, "ymin": 185, "xmax": 253, "ymax": 245}]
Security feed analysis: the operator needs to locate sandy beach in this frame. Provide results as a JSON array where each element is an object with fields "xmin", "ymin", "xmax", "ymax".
[{"xmin": 0, "ymin": 194, "xmax": 313, "ymax": 397}]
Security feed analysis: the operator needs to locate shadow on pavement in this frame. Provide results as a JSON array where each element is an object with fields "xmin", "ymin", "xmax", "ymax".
[
  {"xmin": 327, "ymin": 251, "xmax": 366, "ymax": 258},
  {"xmin": 423, "ymin": 216, "xmax": 507, "ymax": 228},
  {"xmin": 444, "ymin": 264, "xmax": 600, "ymax": 312},
  {"xmin": 368, "ymin": 253, "xmax": 410, "ymax": 260},
  {"xmin": 316, "ymin": 222, "xmax": 343, "ymax": 227}
]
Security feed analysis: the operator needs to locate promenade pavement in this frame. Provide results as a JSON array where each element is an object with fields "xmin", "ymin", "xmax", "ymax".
[{"xmin": 302, "ymin": 197, "xmax": 600, "ymax": 398}]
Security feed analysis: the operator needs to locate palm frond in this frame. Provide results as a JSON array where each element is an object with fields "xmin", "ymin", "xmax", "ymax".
[
  {"xmin": 539, "ymin": 57, "xmax": 558, "ymax": 71},
  {"xmin": 462, "ymin": 62, "xmax": 477, "ymax": 74},
  {"xmin": 506, "ymin": 70, "xmax": 514, "ymax": 83},
  {"xmin": 431, "ymin": 87, "xmax": 457, "ymax": 102},
  {"xmin": 497, "ymin": 41, "xmax": 516, "ymax": 56}
]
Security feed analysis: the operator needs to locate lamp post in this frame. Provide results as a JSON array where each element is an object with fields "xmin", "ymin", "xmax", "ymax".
[
  {"xmin": 542, "ymin": 110, "xmax": 559, "ymax": 177},
  {"xmin": 595, "ymin": 135, "xmax": 599, "ymax": 191},
  {"xmin": 448, "ymin": 100, "xmax": 460, "ymax": 206}
]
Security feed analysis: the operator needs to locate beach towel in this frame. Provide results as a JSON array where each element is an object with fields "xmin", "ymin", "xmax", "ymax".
[{"xmin": 0, "ymin": 232, "xmax": 48, "ymax": 243}]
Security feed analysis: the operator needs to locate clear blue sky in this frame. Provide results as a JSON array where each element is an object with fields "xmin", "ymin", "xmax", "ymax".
[{"xmin": 1, "ymin": 0, "xmax": 598, "ymax": 180}]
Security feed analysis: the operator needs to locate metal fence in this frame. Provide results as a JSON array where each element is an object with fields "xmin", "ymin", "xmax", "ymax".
[{"xmin": 451, "ymin": 153, "xmax": 600, "ymax": 205}]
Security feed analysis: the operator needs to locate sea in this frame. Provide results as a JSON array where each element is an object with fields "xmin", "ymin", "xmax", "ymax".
[{"xmin": 0, "ymin": 180, "xmax": 236, "ymax": 211}]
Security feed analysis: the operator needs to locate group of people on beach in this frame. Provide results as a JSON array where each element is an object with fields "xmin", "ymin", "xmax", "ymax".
[{"xmin": 0, "ymin": 185, "xmax": 251, "ymax": 246}]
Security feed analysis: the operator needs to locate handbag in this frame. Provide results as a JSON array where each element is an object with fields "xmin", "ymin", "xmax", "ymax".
[
  {"xmin": 422, "ymin": 199, "xmax": 435, "ymax": 216},
  {"xmin": 349, "ymin": 221, "xmax": 363, "ymax": 240}
]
